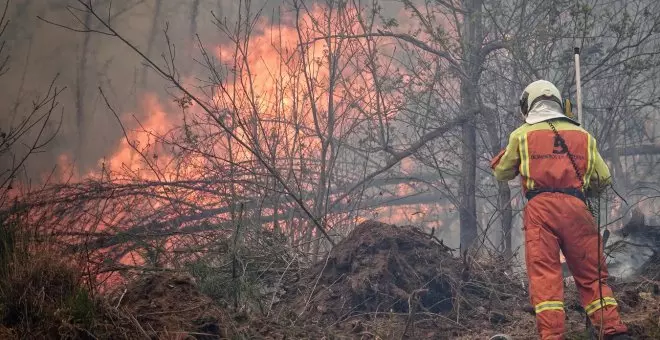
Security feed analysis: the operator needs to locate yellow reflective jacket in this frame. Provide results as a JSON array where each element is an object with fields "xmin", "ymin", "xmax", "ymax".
[{"xmin": 490, "ymin": 119, "xmax": 611, "ymax": 194}]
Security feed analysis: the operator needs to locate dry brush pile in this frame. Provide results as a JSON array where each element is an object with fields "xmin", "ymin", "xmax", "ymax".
[
  {"xmin": 280, "ymin": 221, "xmax": 527, "ymax": 326},
  {"xmin": 1, "ymin": 201, "xmax": 659, "ymax": 339}
]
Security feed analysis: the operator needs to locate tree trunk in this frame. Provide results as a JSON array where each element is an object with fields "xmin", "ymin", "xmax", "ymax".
[
  {"xmin": 141, "ymin": 0, "xmax": 163, "ymax": 88},
  {"xmin": 190, "ymin": 0, "xmax": 200, "ymax": 38},
  {"xmin": 459, "ymin": 85, "xmax": 478, "ymax": 253},
  {"xmin": 485, "ymin": 106, "xmax": 514, "ymax": 257},
  {"xmin": 458, "ymin": 0, "xmax": 484, "ymax": 253},
  {"xmin": 76, "ymin": 11, "xmax": 92, "ymax": 170}
]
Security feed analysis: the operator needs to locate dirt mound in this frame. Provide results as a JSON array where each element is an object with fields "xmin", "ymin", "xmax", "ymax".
[
  {"xmin": 117, "ymin": 272, "xmax": 229, "ymax": 338},
  {"xmin": 286, "ymin": 220, "xmax": 525, "ymax": 326}
]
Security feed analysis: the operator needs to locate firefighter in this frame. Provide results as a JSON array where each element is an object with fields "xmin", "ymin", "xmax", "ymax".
[{"xmin": 490, "ymin": 80, "xmax": 631, "ymax": 339}]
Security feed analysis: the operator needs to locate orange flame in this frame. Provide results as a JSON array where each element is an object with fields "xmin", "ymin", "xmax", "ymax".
[{"xmin": 29, "ymin": 3, "xmax": 467, "ymax": 281}]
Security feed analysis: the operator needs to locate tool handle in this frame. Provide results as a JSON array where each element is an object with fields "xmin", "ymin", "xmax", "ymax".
[{"xmin": 574, "ymin": 47, "xmax": 584, "ymax": 127}]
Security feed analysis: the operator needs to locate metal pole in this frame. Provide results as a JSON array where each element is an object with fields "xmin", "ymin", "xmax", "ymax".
[{"xmin": 574, "ymin": 47, "xmax": 584, "ymax": 127}]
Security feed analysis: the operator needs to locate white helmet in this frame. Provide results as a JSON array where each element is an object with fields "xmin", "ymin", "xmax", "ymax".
[{"xmin": 519, "ymin": 80, "xmax": 563, "ymax": 117}]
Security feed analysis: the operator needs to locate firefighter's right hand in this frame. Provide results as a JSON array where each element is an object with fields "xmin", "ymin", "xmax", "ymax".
[{"xmin": 490, "ymin": 149, "xmax": 506, "ymax": 169}]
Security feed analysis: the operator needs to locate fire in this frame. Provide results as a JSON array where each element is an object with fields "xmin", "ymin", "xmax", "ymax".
[
  {"xmin": 13, "ymin": 2, "xmax": 468, "ymax": 282},
  {"xmin": 99, "ymin": 94, "xmax": 176, "ymax": 178},
  {"xmin": 210, "ymin": 4, "xmax": 410, "ymax": 155}
]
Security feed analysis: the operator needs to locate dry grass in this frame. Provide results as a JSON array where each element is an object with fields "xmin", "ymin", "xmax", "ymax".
[
  {"xmin": 0, "ymin": 219, "xmax": 146, "ymax": 339},
  {"xmin": 0, "ymin": 215, "xmax": 658, "ymax": 339},
  {"xmin": 0, "ymin": 252, "xmax": 88, "ymax": 337}
]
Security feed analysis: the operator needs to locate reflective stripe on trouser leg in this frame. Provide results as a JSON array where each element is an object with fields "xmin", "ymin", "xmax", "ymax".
[
  {"xmin": 524, "ymin": 201, "xmax": 565, "ymax": 339},
  {"xmin": 535, "ymin": 300, "xmax": 564, "ymax": 314},
  {"xmin": 584, "ymin": 297, "xmax": 617, "ymax": 315},
  {"xmin": 556, "ymin": 196, "xmax": 628, "ymax": 336}
]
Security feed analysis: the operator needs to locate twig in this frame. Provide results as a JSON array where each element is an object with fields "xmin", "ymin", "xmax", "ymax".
[
  {"xmin": 232, "ymin": 203, "xmax": 244, "ymax": 309},
  {"xmin": 301, "ymin": 251, "xmax": 332, "ymax": 317},
  {"xmin": 401, "ymin": 288, "xmax": 428, "ymax": 339},
  {"xmin": 126, "ymin": 312, "xmax": 151, "ymax": 339},
  {"xmin": 139, "ymin": 303, "xmax": 208, "ymax": 316},
  {"xmin": 115, "ymin": 288, "xmax": 127, "ymax": 309},
  {"xmin": 267, "ymin": 253, "xmax": 297, "ymax": 318}
]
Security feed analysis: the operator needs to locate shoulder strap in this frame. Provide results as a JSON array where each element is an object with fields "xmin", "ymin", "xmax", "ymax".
[{"xmin": 546, "ymin": 120, "xmax": 585, "ymax": 191}]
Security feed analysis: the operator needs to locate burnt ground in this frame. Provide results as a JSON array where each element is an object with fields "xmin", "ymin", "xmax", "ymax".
[
  {"xmin": 1, "ymin": 220, "xmax": 658, "ymax": 339},
  {"xmin": 275, "ymin": 220, "xmax": 660, "ymax": 339}
]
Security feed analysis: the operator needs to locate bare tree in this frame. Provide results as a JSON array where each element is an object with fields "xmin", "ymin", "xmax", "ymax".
[
  {"xmin": 75, "ymin": 9, "xmax": 91, "ymax": 165},
  {"xmin": 141, "ymin": 0, "xmax": 162, "ymax": 88},
  {"xmin": 10, "ymin": 0, "xmax": 659, "ymax": 285}
]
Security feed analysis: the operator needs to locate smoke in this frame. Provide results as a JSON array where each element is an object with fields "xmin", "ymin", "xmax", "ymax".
[
  {"xmin": 606, "ymin": 204, "xmax": 660, "ymax": 279},
  {"xmin": 1, "ymin": 0, "xmax": 412, "ymax": 180},
  {"xmin": 3, "ymin": 0, "xmax": 657, "ymax": 265},
  {"xmin": 0, "ymin": 0, "xmax": 279, "ymax": 180},
  {"xmin": 608, "ymin": 235, "xmax": 656, "ymax": 279}
]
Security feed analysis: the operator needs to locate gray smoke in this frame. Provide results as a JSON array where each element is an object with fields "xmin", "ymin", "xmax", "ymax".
[
  {"xmin": 607, "ymin": 206, "xmax": 660, "ymax": 279},
  {"xmin": 0, "ymin": 0, "xmax": 277, "ymax": 180}
]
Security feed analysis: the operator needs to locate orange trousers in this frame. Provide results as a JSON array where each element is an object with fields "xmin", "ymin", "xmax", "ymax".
[{"xmin": 523, "ymin": 193, "xmax": 627, "ymax": 339}]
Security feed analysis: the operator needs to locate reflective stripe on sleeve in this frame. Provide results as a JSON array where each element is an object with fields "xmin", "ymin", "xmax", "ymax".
[
  {"xmin": 584, "ymin": 134, "xmax": 596, "ymax": 188},
  {"xmin": 535, "ymin": 300, "xmax": 564, "ymax": 314},
  {"xmin": 584, "ymin": 296, "xmax": 618, "ymax": 315},
  {"xmin": 519, "ymin": 133, "xmax": 535, "ymax": 191}
]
